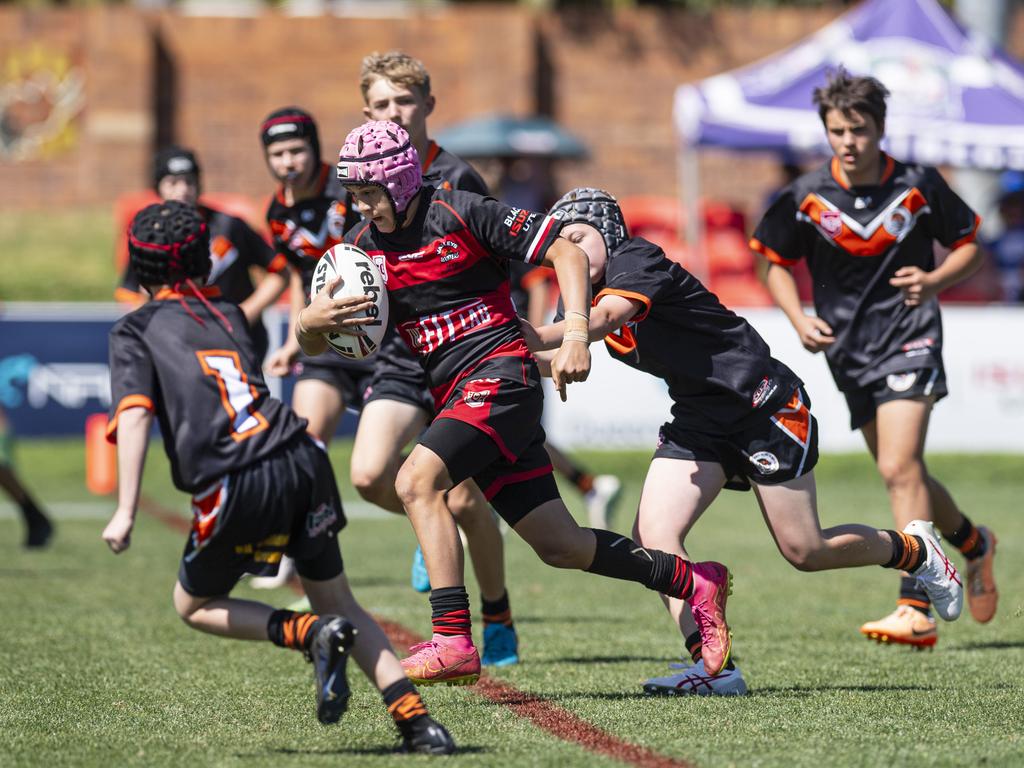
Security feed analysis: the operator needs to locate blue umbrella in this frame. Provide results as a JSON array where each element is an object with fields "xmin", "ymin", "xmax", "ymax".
[{"xmin": 435, "ymin": 114, "xmax": 588, "ymax": 159}]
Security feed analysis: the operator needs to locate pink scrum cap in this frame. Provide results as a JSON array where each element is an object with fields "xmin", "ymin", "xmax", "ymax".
[{"xmin": 337, "ymin": 121, "xmax": 421, "ymax": 215}]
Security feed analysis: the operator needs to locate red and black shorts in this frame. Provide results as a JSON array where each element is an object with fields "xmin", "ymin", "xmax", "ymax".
[
  {"xmin": 178, "ymin": 435, "xmax": 347, "ymax": 597},
  {"xmin": 843, "ymin": 367, "xmax": 948, "ymax": 430},
  {"xmin": 654, "ymin": 387, "xmax": 819, "ymax": 491},
  {"xmin": 418, "ymin": 354, "xmax": 558, "ymax": 526}
]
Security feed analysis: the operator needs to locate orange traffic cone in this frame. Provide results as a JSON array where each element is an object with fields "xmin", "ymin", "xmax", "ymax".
[{"xmin": 85, "ymin": 413, "xmax": 117, "ymax": 496}]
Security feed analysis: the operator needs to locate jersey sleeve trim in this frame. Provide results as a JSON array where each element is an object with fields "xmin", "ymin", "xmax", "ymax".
[
  {"xmin": 749, "ymin": 236, "xmax": 799, "ymax": 267},
  {"xmin": 950, "ymin": 213, "xmax": 982, "ymax": 250},
  {"xmin": 105, "ymin": 394, "xmax": 155, "ymax": 443},
  {"xmin": 594, "ymin": 287, "xmax": 653, "ymax": 322},
  {"xmin": 266, "ymin": 253, "xmax": 288, "ymax": 273},
  {"xmin": 525, "ymin": 215, "xmax": 561, "ymax": 265},
  {"xmin": 603, "ymin": 324, "xmax": 637, "ymax": 356}
]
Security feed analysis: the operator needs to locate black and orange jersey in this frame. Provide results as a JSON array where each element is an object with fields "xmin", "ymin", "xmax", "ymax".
[
  {"xmin": 266, "ymin": 163, "xmax": 362, "ymax": 303},
  {"xmin": 421, "ymin": 141, "xmax": 489, "ymax": 195},
  {"xmin": 117, "ymin": 204, "xmax": 284, "ymax": 305},
  {"xmin": 106, "ymin": 288, "xmax": 307, "ymax": 493},
  {"xmin": 750, "ymin": 154, "xmax": 980, "ymax": 390},
  {"xmin": 374, "ymin": 144, "xmax": 491, "ymax": 382},
  {"xmin": 346, "ymin": 186, "xmax": 563, "ymax": 405},
  {"xmin": 588, "ymin": 237, "xmax": 801, "ymax": 434}
]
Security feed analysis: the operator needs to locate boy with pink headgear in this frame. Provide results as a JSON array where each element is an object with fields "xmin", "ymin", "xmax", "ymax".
[{"xmin": 296, "ymin": 120, "xmax": 734, "ymax": 685}]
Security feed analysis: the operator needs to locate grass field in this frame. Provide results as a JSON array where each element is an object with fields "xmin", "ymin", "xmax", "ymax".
[
  {"xmin": 1, "ymin": 439, "xmax": 1022, "ymax": 767},
  {"xmin": 0, "ymin": 208, "xmax": 116, "ymax": 302}
]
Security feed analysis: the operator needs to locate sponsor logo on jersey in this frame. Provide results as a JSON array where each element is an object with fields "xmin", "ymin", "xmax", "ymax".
[
  {"xmin": 886, "ymin": 372, "xmax": 919, "ymax": 392},
  {"xmin": 820, "ymin": 210, "xmax": 842, "ymax": 238},
  {"xmin": 400, "ymin": 299, "xmax": 493, "ymax": 355},
  {"xmin": 307, "ymin": 502, "xmax": 339, "ymax": 537},
  {"xmin": 749, "ymin": 451, "xmax": 780, "ymax": 475},
  {"xmin": 398, "ymin": 250, "xmax": 427, "ymax": 261},
  {"xmin": 504, "ymin": 208, "xmax": 532, "ymax": 237},
  {"xmin": 751, "ymin": 376, "xmax": 777, "ymax": 408},
  {"xmin": 437, "ymin": 239, "xmax": 460, "ymax": 263},
  {"xmin": 883, "ymin": 207, "xmax": 912, "ymax": 237}
]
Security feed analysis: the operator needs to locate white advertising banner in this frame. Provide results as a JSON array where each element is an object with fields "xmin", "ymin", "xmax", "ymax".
[{"xmin": 543, "ymin": 306, "xmax": 1024, "ymax": 453}]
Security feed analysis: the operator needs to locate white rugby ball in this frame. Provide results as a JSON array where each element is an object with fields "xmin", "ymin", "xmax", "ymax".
[{"xmin": 309, "ymin": 243, "xmax": 389, "ymax": 360}]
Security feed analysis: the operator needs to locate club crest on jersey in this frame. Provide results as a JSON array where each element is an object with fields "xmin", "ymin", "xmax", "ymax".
[
  {"xmin": 437, "ymin": 240, "xmax": 460, "ymax": 263},
  {"xmin": 372, "ymin": 254, "xmax": 388, "ymax": 283},
  {"xmin": 750, "ymin": 451, "xmax": 780, "ymax": 475},
  {"xmin": 883, "ymin": 207, "xmax": 912, "ymax": 237},
  {"xmin": 820, "ymin": 210, "xmax": 842, "ymax": 238}
]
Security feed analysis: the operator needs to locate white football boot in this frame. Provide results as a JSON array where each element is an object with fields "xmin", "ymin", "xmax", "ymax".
[
  {"xmin": 904, "ymin": 520, "xmax": 963, "ymax": 621},
  {"xmin": 643, "ymin": 658, "xmax": 748, "ymax": 697}
]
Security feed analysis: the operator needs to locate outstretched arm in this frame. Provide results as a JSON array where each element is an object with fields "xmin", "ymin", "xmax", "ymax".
[
  {"xmin": 102, "ymin": 406, "xmax": 152, "ymax": 554},
  {"xmin": 540, "ymin": 239, "xmax": 592, "ymax": 401},
  {"xmin": 528, "ymin": 293, "xmax": 642, "ymax": 352}
]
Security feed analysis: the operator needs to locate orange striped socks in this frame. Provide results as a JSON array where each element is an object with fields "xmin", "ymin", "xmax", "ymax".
[
  {"xmin": 884, "ymin": 530, "xmax": 926, "ymax": 572},
  {"xmin": 481, "ymin": 591, "xmax": 513, "ymax": 628},
  {"xmin": 267, "ymin": 609, "xmax": 321, "ymax": 651},
  {"xmin": 382, "ymin": 679, "xmax": 429, "ymax": 734},
  {"xmin": 945, "ymin": 518, "xmax": 987, "ymax": 560}
]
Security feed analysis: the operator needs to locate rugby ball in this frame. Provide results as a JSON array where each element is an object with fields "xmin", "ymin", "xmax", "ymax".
[{"xmin": 309, "ymin": 243, "xmax": 388, "ymax": 360}]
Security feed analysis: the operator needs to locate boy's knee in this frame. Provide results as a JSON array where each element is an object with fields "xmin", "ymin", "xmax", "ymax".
[
  {"xmin": 781, "ymin": 543, "xmax": 827, "ymax": 572},
  {"xmin": 351, "ymin": 464, "xmax": 391, "ymax": 505},
  {"xmin": 877, "ymin": 457, "xmax": 925, "ymax": 491},
  {"xmin": 395, "ymin": 464, "xmax": 441, "ymax": 511}
]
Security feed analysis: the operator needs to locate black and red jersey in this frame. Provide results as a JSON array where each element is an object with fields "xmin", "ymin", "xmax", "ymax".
[
  {"xmin": 750, "ymin": 154, "xmax": 980, "ymax": 390},
  {"xmin": 266, "ymin": 163, "xmax": 362, "ymax": 303},
  {"xmin": 374, "ymin": 144, "xmax": 491, "ymax": 381},
  {"xmin": 421, "ymin": 141, "xmax": 489, "ymax": 195},
  {"xmin": 345, "ymin": 187, "xmax": 563, "ymax": 404},
  {"xmin": 117, "ymin": 204, "xmax": 284, "ymax": 305},
  {"xmin": 106, "ymin": 288, "xmax": 307, "ymax": 493},
  {"xmin": 588, "ymin": 237, "xmax": 801, "ymax": 434}
]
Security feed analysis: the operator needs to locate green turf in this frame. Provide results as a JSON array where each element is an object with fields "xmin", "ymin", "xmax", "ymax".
[
  {"xmin": 0, "ymin": 208, "xmax": 117, "ymax": 302},
  {"xmin": 1, "ymin": 439, "xmax": 1022, "ymax": 767}
]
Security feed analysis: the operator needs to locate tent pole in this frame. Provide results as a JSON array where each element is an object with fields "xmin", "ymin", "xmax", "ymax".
[{"xmin": 679, "ymin": 140, "xmax": 706, "ymax": 283}]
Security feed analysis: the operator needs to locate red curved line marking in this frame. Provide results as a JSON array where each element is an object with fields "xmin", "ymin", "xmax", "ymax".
[{"xmin": 139, "ymin": 495, "xmax": 695, "ymax": 768}]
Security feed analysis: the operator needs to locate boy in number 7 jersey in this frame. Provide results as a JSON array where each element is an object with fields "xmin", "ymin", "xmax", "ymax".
[
  {"xmin": 297, "ymin": 121, "xmax": 734, "ymax": 683},
  {"xmin": 101, "ymin": 201, "xmax": 455, "ymax": 754}
]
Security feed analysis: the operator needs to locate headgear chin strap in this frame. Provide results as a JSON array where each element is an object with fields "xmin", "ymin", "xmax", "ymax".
[{"xmin": 549, "ymin": 187, "xmax": 629, "ymax": 257}]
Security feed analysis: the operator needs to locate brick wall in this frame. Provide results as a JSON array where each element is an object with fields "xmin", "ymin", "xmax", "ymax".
[{"xmin": 2, "ymin": 3, "xmax": 1023, "ymax": 223}]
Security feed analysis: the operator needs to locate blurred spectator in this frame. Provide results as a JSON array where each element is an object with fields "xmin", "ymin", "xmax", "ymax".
[{"xmin": 988, "ymin": 170, "xmax": 1024, "ymax": 302}]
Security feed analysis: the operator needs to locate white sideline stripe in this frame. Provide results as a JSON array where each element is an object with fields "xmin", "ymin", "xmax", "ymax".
[{"xmin": 0, "ymin": 500, "xmax": 393, "ymax": 521}]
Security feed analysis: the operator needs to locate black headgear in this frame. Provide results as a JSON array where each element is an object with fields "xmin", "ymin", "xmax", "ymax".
[
  {"xmin": 128, "ymin": 201, "xmax": 210, "ymax": 287},
  {"xmin": 152, "ymin": 145, "xmax": 201, "ymax": 191},
  {"xmin": 260, "ymin": 106, "xmax": 320, "ymax": 161},
  {"xmin": 549, "ymin": 187, "xmax": 629, "ymax": 257}
]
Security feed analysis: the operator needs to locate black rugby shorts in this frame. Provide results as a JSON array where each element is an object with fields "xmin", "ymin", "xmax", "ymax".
[
  {"xmin": 844, "ymin": 367, "xmax": 948, "ymax": 430},
  {"xmin": 654, "ymin": 387, "xmax": 819, "ymax": 492},
  {"xmin": 177, "ymin": 435, "xmax": 346, "ymax": 596}
]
